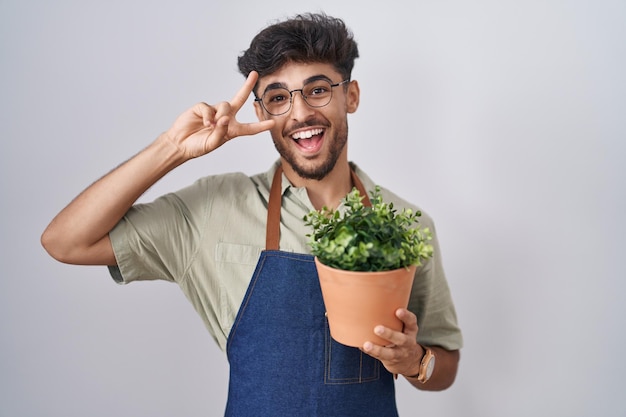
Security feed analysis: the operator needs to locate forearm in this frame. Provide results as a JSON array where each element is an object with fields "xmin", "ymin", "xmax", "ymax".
[
  {"xmin": 41, "ymin": 135, "xmax": 186, "ymax": 265},
  {"xmin": 405, "ymin": 346, "xmax": 460, "ymax": 391},
  {"xmin": 42, "ymin": 74, "xmax": 274, "ymax": 266}
]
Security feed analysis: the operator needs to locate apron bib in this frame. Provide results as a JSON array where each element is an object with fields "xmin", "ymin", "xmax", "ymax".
[{"xmin": 225, "ymin": 166, "xmax": 398, "ymax": 416}]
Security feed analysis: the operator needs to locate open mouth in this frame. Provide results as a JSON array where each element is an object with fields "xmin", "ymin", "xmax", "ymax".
[{"xmin": 291, "ymin": 128, "xmax": 324, "ymax": 152}]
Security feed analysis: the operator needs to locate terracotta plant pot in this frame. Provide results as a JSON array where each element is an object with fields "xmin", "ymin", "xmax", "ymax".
[{"xmin": 315, "ymin": 257, "xmax": 417, "ymax": 348}]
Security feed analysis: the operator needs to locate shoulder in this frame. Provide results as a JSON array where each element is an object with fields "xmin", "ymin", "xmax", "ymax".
[
  {"xmin": 185, "ymin": 171, "xmax": 259, "ymax": 193},
  {"xmin": 174, "ymin": 166, "xmax": 273, "ymax": 206}
]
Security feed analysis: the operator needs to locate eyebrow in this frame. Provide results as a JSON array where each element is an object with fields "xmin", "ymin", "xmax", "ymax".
[{"xmin": 262, "ymin": 74, "xmax": 334, "ymax": 94}]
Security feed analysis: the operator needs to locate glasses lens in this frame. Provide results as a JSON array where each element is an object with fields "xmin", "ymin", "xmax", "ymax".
[
  {"xmin": 262, "ymin": 88, "xmax": 291, "ymax": 116},
  {"xmin": 302, "ymin": 80, "xmax": 333, "ymax": 108}
]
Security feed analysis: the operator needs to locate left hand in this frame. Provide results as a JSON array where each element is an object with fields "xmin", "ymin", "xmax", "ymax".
[{"xmin": 362, "ymin": 308, "xmax": 424, "ymax": 376}]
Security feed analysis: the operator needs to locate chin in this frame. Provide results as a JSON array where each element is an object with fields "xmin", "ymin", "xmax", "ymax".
[{"xmin": 291, "ymin": 157, "xmax": 338, "ymax": 181}]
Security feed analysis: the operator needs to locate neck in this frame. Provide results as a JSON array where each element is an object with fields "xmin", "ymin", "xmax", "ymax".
[{"xmin": 281, "ymin": 158, "xmax": 352, "ymax": 211}]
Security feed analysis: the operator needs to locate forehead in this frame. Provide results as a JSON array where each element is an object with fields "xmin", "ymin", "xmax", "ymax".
[{"xmin": 256, "ymin": 62, "xmax": 342, "ymax": 92}]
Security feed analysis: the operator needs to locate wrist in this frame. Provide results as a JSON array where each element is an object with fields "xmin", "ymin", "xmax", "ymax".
[
  {"xmin": 404, "ymin": 344, "xmax": 426, "ymax": 378},
  {"xmin": 404, "ymin": 345, "xmax": 436, "ymax": 384},
  {"xmin": 153, "ymin": 133, "xmax": 189, "ymax": 167}
]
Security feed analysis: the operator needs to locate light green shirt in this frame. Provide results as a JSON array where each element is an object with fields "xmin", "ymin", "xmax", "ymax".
[{"xmin": 108, "ymin": 161, "xmax": 462, "ymax": 352}]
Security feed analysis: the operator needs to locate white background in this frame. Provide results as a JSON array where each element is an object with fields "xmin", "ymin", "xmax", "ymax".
[{"xmin": 1, "ymin": 1, "xmax": 624, "ymax": 416}]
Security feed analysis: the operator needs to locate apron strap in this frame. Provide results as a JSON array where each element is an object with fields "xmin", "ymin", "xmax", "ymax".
[
  {"xmin": 266, "ymin": 165, "xmax": 284, "ymax": 251},
  {"xmin": 265, "ymin": 165, "xmax": 372, "ymax": 251}
]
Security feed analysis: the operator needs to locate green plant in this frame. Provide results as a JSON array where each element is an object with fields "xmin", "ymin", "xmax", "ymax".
[{"xmin": 304, "ymin": 186, "xmax": 434, "ymax": 272}]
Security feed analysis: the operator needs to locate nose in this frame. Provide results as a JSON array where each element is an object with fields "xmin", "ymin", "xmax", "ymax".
[{"xmin": 289, "ymin": 90, "xmax": 315, "ymax": 120}]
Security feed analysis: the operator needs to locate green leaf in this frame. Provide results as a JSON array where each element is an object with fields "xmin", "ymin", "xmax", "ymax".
[{"xmin": 304, "ymin": 186, "xmax": 434, "ymax": 271}]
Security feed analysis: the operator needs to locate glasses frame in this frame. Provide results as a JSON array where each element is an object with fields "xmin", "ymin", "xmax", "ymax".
[{"xmin": 255, "ymin": 79, "xmax": 350, "ymax": 116}]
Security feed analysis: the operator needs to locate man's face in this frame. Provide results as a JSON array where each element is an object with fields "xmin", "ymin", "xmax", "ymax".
[{"xmin": 254, "ymin": 62, "xmax": 360, "ymax": 181}]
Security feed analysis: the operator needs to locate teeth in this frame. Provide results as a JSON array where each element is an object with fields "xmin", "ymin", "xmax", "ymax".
[{"xmin": 292, "ymin": 128, "xmax": 323, "ymax": 140}]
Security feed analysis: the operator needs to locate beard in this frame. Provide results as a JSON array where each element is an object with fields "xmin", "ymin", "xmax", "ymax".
[{"xmin": 272, "ymin": 119, "xmax": 349, "ymax": 181}]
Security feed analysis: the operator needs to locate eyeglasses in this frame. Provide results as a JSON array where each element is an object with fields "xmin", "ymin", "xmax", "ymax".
[{"xmin": 255, "ymin": 79, "xmax": 350, "ymax": 116}]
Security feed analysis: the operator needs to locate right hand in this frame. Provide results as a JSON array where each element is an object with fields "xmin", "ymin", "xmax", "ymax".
[{"xmin": 163, "ymin": 71, "xmax": 275, "ymax": 159}]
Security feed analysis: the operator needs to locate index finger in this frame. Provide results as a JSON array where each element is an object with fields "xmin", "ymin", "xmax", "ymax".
[{"xmin": 229, "ymin": 71, "xmax": 260, "ymax": 113}]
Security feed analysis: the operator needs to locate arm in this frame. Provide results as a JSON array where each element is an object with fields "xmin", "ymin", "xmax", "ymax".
[
  {"xmin": 402, "ymin": 345, "xmax": 460, "ymax": 391},
  {"xmin": 41, "ymin": 72, "xmax": 274, "ymax": 266},
  {"xmin": 362, "ymin": 308, "xmax": 460, "ymax": 391}
]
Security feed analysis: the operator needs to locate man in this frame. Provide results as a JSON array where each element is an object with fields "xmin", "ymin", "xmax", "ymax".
[{"xmin": 42, "ymin": 13, "xmax": 462, "ymax": 416}]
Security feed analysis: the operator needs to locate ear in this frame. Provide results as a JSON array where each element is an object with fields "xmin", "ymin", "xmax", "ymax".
[
  {"xmin": 253, "ymin": 100, "xmax": 267, "ymax": 121},
  {"xmin": 346, "ymin": 80, "xmax": 360, "ymax": 114}
]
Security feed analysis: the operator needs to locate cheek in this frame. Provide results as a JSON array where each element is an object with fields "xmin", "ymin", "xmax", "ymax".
[
  {"xmin": 270, "ymin": 121, "xmax": 285, "ymax": 136},
  {"xmin": 268, "ymin": 122, "xmax": 287, "ymax": 143}
]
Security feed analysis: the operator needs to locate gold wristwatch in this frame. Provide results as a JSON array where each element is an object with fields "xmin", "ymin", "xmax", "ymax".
[{"xmin": 415, "ymin": 347, "xmax": 436, "ymax": 384}]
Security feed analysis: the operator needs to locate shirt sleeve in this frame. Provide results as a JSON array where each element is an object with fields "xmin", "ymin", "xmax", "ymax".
[{"xmin": 108, "ymin": 189, "xmax": 206, "ymax": 285}]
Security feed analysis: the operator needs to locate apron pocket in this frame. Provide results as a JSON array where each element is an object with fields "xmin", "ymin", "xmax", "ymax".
[{"xmin": 324, "ymin": 320, "xmax": 380, "ymax": 384}]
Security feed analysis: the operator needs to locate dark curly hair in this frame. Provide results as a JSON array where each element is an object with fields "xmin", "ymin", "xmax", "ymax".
[{"xmin": 238, "ymin": 13, "xmax": 359, "ymax": 90}]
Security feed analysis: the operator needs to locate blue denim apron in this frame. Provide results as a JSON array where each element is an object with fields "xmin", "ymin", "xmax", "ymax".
[{"xmin": 225, "ymin": 166, "xmax": 398, "ymax": 416}]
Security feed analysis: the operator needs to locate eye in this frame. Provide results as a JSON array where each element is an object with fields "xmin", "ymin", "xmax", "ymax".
[
  {"xmin": 266, "ymin": 92, "xmax": 289, "ymax": 103},
  {"xmin": 308, "ymin": 85, "xmax": 330, "ymax": 96}
]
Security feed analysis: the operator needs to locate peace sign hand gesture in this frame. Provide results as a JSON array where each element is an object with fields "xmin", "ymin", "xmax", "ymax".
[{"xmin": 164, "ymin": 71, "xmax": 274, "ymax": 160}]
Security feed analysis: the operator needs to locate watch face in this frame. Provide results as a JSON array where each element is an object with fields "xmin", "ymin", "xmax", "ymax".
[{"xmin": 426, "ymin": 356, "xmax": 436, "ymax": 378}]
